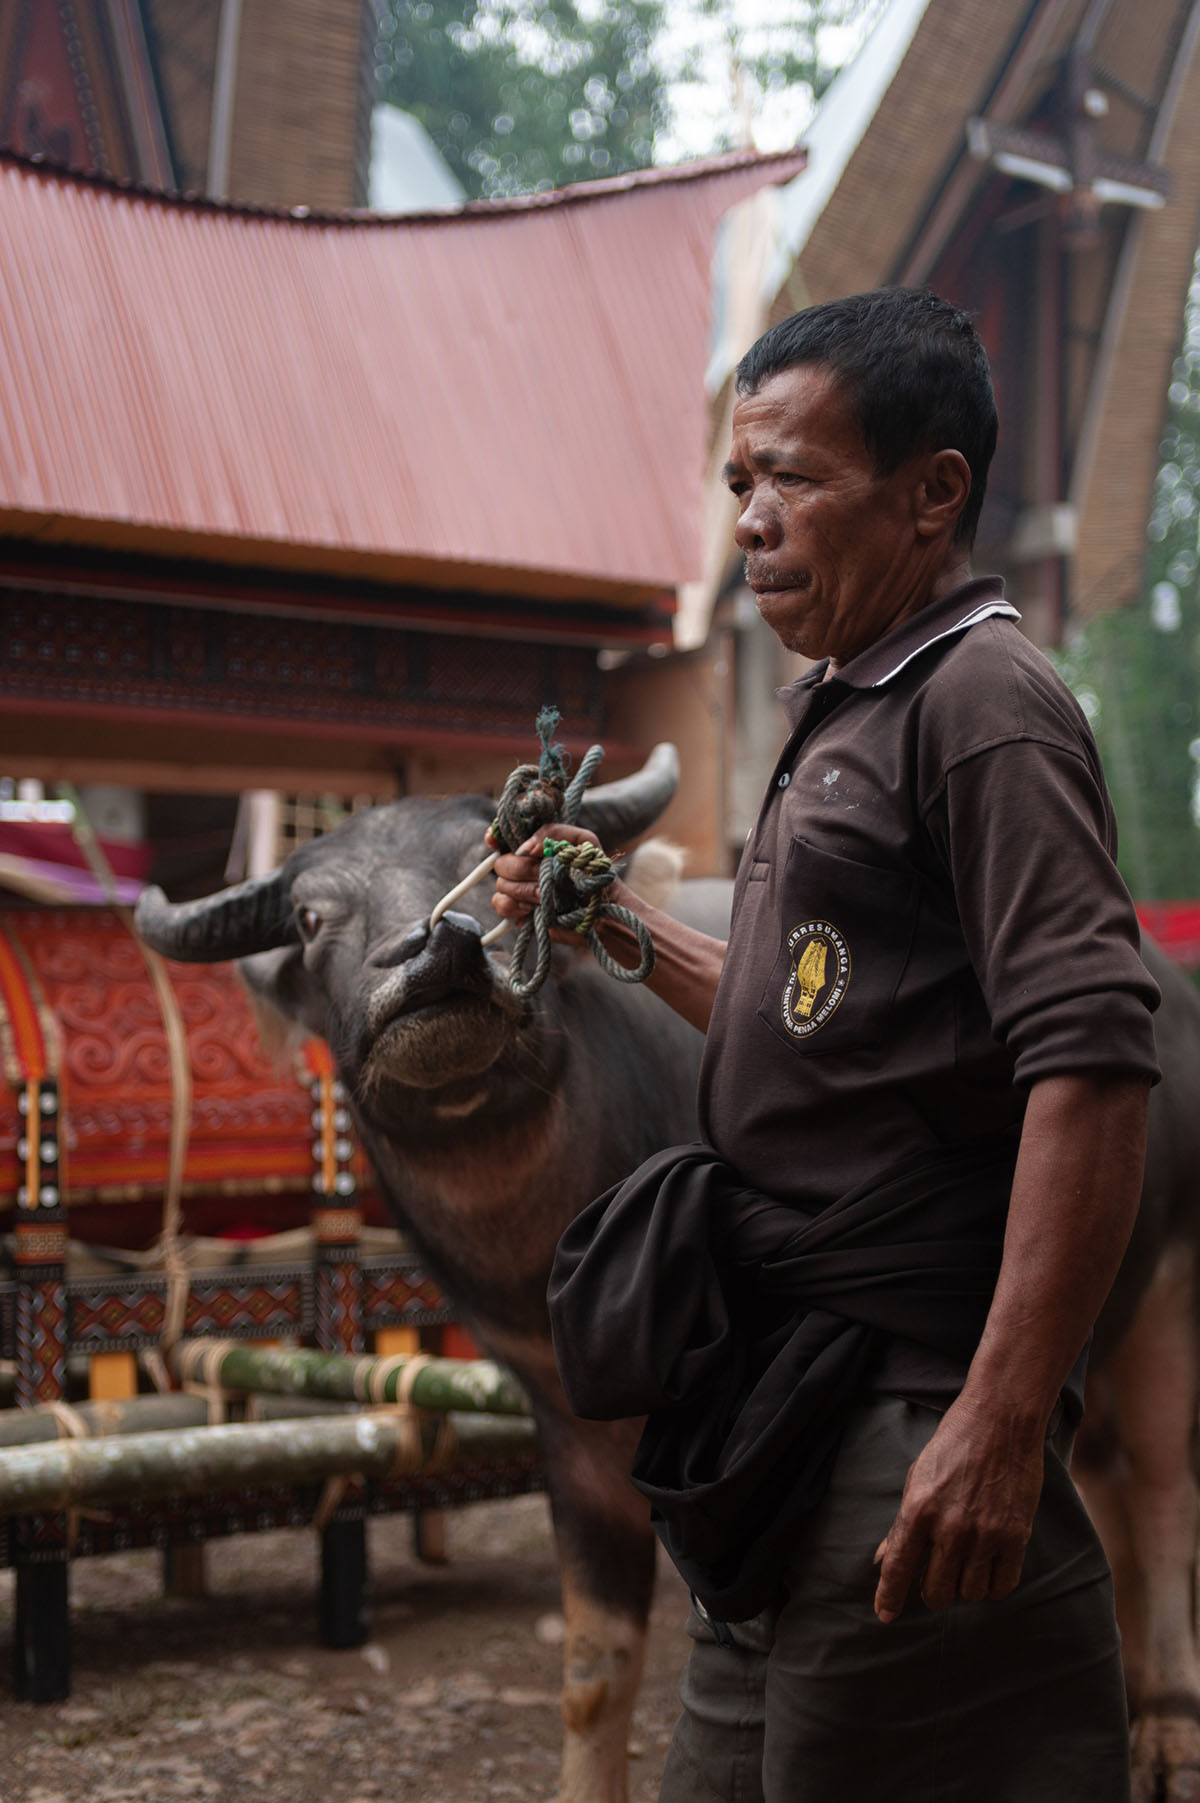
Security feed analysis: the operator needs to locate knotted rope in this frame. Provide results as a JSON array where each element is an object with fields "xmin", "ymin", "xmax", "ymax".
[{"xmin": 428, "ymin": 708, "xmax": 655, "ymax": 1000}]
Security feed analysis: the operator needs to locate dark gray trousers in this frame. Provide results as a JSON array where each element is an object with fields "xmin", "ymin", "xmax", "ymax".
[{"xmin": 658, "ymin": 1395, "xmax": 1130, "ymax": 1803}]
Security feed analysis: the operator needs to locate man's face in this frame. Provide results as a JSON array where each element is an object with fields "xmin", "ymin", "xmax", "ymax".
[{"xmin": 725, "ymin": 363, "xmax": 935, "ymax": 666}]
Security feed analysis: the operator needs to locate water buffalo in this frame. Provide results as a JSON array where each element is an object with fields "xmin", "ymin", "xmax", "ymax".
[
  {"xmin": 1073, "ymin": 935, "xmax": 1200, "ymax": 1803},
  {"xmin": 136, "ymin": 748, "xmax": 1200, "ymax": 1803},
  {"xmin": 136, "ymin": 745, "xmax": 720, "ymax": 1803}
]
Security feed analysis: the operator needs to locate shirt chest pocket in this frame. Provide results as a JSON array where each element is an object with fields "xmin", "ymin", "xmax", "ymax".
[{"xmin": 755, "ymin": 839, "xmax": 919, "ymax": 1058}]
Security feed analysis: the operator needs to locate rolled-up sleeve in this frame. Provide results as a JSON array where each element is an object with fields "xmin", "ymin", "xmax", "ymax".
[{"xmin": 922, "ymin": 737, "xmax": 1160, "ymax": 1087}]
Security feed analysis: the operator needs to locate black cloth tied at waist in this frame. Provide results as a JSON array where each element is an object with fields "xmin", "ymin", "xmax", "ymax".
[{"xmin": 548, "ymin": 1137, "xmax": 1018, "ymax": 1623}]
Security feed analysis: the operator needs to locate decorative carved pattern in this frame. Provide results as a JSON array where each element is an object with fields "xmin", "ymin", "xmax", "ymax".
[
  {"xmin": 311, "ymin": 1208, "xmax": 361, "ymax": 1244},
  {"xmin": 15, "ymin": 1277, "xmax": 67, "ymax": 1406},
  {"xmin": 68, "ymin": 1271, "xmax": 309, "ymax": 1350},
  {"xmin": 11, "ymin": 1512, "xmax": 70, "ymax": 1564},
  {"xmin": 361, "ymin": 1261, "xmax": 451, "ymax": 1328},
  {"xmin": 0, "ymin": 593, "xmax": 605, "ymax": 736},
  {"xmin": 315, "ymin": 1260, "xmax": 363, "ymax": 1356},
  {"xmin": 13, "ymin": 1223, "xmax": 68, "ymax": 1265},
  {"xmin": 69, "ymin": 1284, "xmax": 167, "ymax": 1347},
  {"xmin": 184, "ymin": 1278, "xmax": 307, "ymax": 1338}
]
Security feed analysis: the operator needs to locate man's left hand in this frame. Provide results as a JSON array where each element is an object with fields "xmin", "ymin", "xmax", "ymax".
[{"xmin": 872, "ymin": 1397, "xmax": 1045, "ymax": 1622}]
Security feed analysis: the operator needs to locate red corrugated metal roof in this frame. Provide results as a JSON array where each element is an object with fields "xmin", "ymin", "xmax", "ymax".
[{"xmin": 0, "ymin": 148, "xmax": 804, "ymax": 604}]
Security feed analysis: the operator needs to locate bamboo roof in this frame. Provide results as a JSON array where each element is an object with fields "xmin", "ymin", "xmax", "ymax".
[
  {"xmin": 784, "ymin": 0, "xmax": 1200, "ymax": 626},
  {"xmin": 691, "ymin": 0, "xmax": 1200, "ymax": 639}
]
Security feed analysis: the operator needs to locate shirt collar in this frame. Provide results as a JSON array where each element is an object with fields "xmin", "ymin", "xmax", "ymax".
[{"xmin": 777, "ymin": 577, "xmax": 1017, "ymax": 726}]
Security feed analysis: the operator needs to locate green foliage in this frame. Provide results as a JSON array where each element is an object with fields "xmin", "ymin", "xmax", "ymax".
[
  {"xmin": 655, "ymin": 0, "xmax": 884, "ymax": 159},
  {"xmin": 373, "ymin": 0, "xmax": 882, "ymax": 198},
  {"xmin": 1052, "ymin": 254, "xmax": 1200, "ymax": 900},
  {"xmin": 375, "ymin": 2, "xmax": 665, "ymax": 199}
]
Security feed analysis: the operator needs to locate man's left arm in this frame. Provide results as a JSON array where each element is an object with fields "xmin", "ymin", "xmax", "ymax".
[{"xmin": 873, "ymin": 1067, "xmax": 1149, "ymax": 1622}]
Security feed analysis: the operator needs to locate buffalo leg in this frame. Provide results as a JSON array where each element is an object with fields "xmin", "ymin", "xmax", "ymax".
[
  {"xmin": 541, "ymin": 1413, "xmax": 658, "ymax": 1803},
  {"xmin": 1074, "ymin": 1371, "xmax": 1148, "ymax": 1708},
  {"xmin": 1106, "ymin": 1247, "xmax": 1200, "ymax": 1803}
]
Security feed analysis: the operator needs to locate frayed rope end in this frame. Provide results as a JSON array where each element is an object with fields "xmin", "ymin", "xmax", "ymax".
[{"xmin": 535, "ymin": 705, "xmax": 570, "ymax": 789}]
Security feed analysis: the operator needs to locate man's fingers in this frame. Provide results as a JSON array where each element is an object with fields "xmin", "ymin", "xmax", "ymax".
[
  {"xmin": 987, "ymin": 1542, "xmax": 1027, "ymax": 1600},
  {"xmin": 873, "ymin": 1517, "xmax": 928, "ymax": 1623},
  {"xmin": 491, "ymin": 843, "xmax": 544, "ymax": 923},
  {"xmin": 916, "ymin": 1530, "xmax": 970, "ymax": 1614},
  {"xmin": 491, "ymin": 885, "xmax": 539, "ymax": 919},
  {"xmin": 491, "ymin": 821, "xmax": 603, "ymax": 925},
  {"xmin": 493, "ymin": 852, "xmax": 541, "ymax": 881},
  {"xmin": 491, "ymin": 870, "xmax": 541, "ymax": 897},
  {"xmin": 952, "ymin": 1548, "xmax": 994, "ymax": 1607}
]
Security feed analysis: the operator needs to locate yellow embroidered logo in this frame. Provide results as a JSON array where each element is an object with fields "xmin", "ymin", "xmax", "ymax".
[{"xmin": 781, "ymin": 920, "xmax": 851, "ymax": 1038}]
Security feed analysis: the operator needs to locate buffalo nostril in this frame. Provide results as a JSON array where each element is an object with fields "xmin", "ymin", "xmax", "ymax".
[
  {"xmin": 373, "ymin": 923, "xmax": 430, "ymax": 967},
  {"xmin": 437, "ymin": 910, "xmax": 483, "ymax": 941}
]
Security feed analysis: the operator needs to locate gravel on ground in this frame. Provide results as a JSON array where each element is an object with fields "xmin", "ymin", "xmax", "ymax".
[{"xmin": 0, "ymin": 1496, "xmax": 691, "ymax": 1802}]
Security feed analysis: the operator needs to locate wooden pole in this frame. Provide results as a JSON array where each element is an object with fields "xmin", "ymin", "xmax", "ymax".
[
  {"xmin": 171, "ymin": 1340, "xmax": 530, "ymax": 1415},
  {"xmin": 0, "ymin": 1410, "xmax": 538, "ymax": 1516}
]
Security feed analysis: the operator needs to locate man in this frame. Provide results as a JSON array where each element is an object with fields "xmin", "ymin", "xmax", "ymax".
[{"xmin": 493, "ymin": 287, "xmax": 1159, "ymax": 1800}]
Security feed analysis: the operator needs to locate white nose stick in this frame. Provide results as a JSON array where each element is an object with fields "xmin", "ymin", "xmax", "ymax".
[{"xmin": 427, "ymin": 850, "xmax": 513, "ymax": 947}]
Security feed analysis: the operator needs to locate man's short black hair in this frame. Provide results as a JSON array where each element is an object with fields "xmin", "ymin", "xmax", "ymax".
[{"xmin": 735, "ymin": 288, "xmax": 998, "ymax": 548}]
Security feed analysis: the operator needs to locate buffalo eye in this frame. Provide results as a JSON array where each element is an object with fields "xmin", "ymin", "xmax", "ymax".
[{"xmin": 296, "ymin": 907, "xmax": 323, "ymax": 944}]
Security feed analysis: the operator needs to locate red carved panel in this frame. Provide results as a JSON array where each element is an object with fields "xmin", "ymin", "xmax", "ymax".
[
  {"xmin": 70, "ymin": 1286, "xmax": 166, "ymax": 1346},
  {"xmin": 0, "ymin": 910, "xmax": 369, "ymax": 1214},
  {"xmin": 16, "ymin": 1279, "xmax": 66, "ymax": 1405},
  {"xmin": 224, "ymin": 621, "xmax": 358, "ymax": 698},
  {"xmin": 0, "ymin": 595, "xmax": 605, "ymax": 738},
  {"xmin": 361, "ymin": 1265, "xmax": 449, "ymax": 1327},
  {"xmin": 68, "ymin": 1275, "xmax": 307, "ymax": 1348},
  {"xmin": 184, "ymin": 1279, "xmax": 305, "ymax": 1337}
]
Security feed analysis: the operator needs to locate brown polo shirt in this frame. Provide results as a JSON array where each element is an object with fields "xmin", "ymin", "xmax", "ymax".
[{"xmin": 699, "ymin": 577, "xmax": 1159, "ymax": 1404}]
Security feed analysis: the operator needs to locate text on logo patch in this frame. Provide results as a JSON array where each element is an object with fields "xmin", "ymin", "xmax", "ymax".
[{"xmin": 781, "ymin": 920, "xmax": 851, "ymax": 1038}]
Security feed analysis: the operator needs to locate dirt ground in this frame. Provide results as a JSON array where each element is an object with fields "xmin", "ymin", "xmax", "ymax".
[{"xmin": 0, "ymin": 1497, "xmax": 691, "ymax": 1803}]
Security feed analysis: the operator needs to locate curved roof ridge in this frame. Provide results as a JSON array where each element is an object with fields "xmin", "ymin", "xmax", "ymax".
[{"xmin": 0, "ymin": 144, "xmax": 806, "ymax": 228}]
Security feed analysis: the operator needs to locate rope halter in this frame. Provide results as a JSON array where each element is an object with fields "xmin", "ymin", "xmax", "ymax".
[{"xmin": 427, "ymin": 708, "xmax": 656, "ymax": 999}]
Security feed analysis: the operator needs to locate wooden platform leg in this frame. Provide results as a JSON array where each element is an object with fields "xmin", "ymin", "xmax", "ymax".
[
  {"xmin": 319, "ymin": 1518, "xmax": 368, "ymax": 1648},
  {"xmin": 412, "ymin": 1507, "xmax": 448, "ymax": 1564},
  {"xmin": 162, "ymin": 1542, "xmax": 209, "ymax": 1598},
  {"xmin": 13, "ymin": 1557, "xmax": 70, "ymax": 1703}
]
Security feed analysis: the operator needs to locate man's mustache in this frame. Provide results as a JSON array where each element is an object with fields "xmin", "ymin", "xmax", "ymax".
[{"xmin": 744, "ymin": 559, "xmax": 813, "ymax": 592}]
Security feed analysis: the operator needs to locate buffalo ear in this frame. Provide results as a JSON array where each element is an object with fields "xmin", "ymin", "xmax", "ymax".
[{"xmin": 239, "ymin": 947, "xmax": 330, "ymax": 1044}]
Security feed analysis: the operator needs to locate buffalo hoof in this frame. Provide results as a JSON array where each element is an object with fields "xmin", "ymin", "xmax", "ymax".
[{"xmin": 1132, "ymin": 1701, "xmax": 1200, "ymax": 1803}]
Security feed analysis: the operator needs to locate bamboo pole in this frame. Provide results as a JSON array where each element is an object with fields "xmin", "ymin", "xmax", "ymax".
[
  {"xmin": 0, "ymin": 1392, "xmax": 365, "ymax": 1449},
  {"xmin": 0, "ymin": 1394, "xmax": 210, "ymax": 1448},
  {"xmin": 171, "ymin": 1339, "xmax": 530, "ymax": 1416},
  {"xmin": 0, "ymin": 1410, "xmax": 538, "ymax": 1516}
]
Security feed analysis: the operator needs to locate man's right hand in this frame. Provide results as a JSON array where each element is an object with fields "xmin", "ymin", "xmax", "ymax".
[
  {"xmin": 489, "ymin": 822, "xmax": 727, "ymax": 1034},
  {"xmin": 488, "ymin": 822, "xmax": 601, "ymax": 928}
]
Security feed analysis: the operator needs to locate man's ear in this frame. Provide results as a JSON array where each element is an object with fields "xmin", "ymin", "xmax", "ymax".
[{"xmin": 914, "ymin": 449, "xmax": 972, "ymax": 539}]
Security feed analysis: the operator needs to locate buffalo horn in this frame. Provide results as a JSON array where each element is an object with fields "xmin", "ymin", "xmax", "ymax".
[
  {"xmin": 134, "ymin": 872, "xmax": 295, "ymax": 963},
  {"xmin": 577, "ymin": 742, "xmax": 679, "ymax": 849}
]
